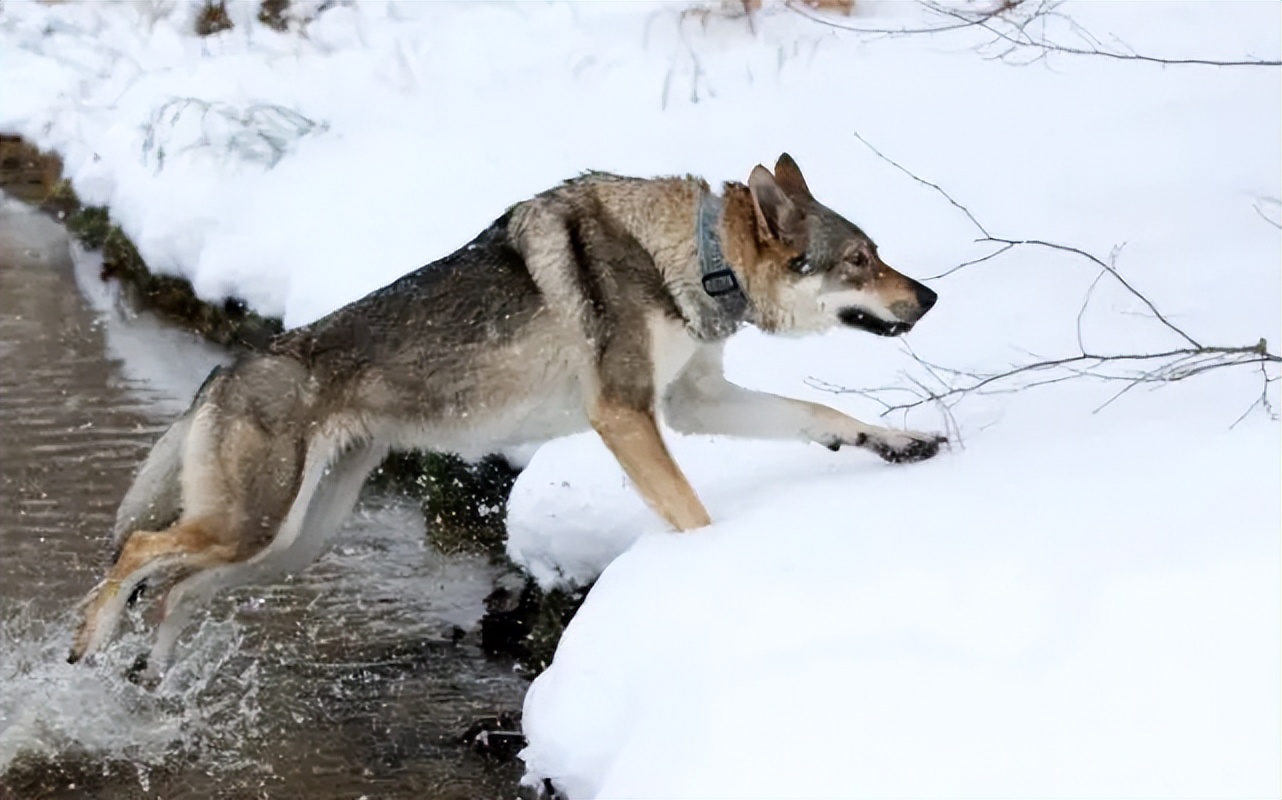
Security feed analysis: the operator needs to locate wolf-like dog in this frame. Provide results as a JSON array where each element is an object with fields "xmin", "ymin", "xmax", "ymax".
[{"xmin": 69, "ymin": 154, "xmax": 944, "ymax": 676}]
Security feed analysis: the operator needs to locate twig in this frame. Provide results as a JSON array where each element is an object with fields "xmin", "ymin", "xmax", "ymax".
[
  {"xmin": 782, "ymin": 0, "xmax": 994, "ymax": 37},
  {"xmin": 924, "ymin": 1, "xmax": 1281, "ymax": 68},
  {"xmin": 852, "ymin": 130, "xmax": 989, "ymax": 238},
  {"xmin": 827, "ymin": 128, "xmax": 1280, "ymax": 423},
  {"xmin": 850, "ymin": 130, "xmax": 1201, "ymax": 350},
  {"xmin": 1075, "ymin": 265, "xmax": 1108, "ymax": 353},
  {"xmin": 787, "ymin": 0, "xmax": 1280, "ymax": 68},
  {"xmin": 1253, "ymin": 198, "xmax": 1282, "ymax": 230},
  {"xmin": 140, "ymin": 98, "xmax": 327, "ymax": 172},
  {"xmin": 980, "ymin": 237, "xmax": 1201, "ymax": 350},
  {"xmin": 818, "ymin": 347, "xmax": 1277, "ymax": 415},
  {"xmin": 1231, "ymin": 363, "xmax": 1279, "ymax": 428},
  {"xmin": 923, "ymin": 242, "xmax": 1014, "ymax": 281}
]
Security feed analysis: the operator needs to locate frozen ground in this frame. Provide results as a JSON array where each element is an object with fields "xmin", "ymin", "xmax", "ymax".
[{"xmin": 2, "ymin": 1, "xmax": 1279, "ymax": 797}]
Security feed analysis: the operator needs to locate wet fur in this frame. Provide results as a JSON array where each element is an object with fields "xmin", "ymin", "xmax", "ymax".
[{"xmin": 70, "ymin": 155, "xmax": 945, "ymax": 674}]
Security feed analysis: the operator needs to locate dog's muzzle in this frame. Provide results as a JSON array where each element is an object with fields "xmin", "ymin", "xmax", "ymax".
[
  {"xmin": 838, "ymin": 308, "xmax": 913, "ymax": 337},
  {"xmin": 839, "ymin": 281, "xmax": 938, "ymax": 337}
]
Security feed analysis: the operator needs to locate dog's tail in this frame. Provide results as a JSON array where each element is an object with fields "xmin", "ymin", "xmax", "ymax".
[{"xmin": 112, "ymin": 366, "xmax": 223, "ymax": 547}]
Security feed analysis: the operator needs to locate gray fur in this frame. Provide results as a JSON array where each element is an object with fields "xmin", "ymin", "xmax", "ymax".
[{"xmin": 112, "ymin": 411, "xmax": 189, "ymax": 545}]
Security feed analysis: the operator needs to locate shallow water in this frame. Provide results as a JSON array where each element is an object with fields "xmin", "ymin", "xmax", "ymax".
[{"xmin": 0, "ymin": 198, "xmax": 527, "ymax": 798}]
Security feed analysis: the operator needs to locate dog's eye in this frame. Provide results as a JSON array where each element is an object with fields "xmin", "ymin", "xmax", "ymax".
[
  {"xmin": 789, "ymin": 254, "xmax": 812, "ymax": 274},
  {"xmin": 850, "ymin": 252, "xmax": 868, "ymax": 268}
]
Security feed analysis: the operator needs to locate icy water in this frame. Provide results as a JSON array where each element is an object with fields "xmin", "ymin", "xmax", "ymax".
[{"xmin": 0, "ymin": 198, "xmax": 527, "ymax": 799}]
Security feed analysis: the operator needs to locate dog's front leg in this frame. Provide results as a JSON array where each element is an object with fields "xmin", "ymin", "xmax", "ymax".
[
  {"xmin": 590, "ymin": 398, "xmax": 712, "ymax": 531},
  {"xmin": 792, "ymin": 402, "xmax": 946, "ymax": 463},
  {"xmin": 664, "ymin": 344, "xmax": 945, "ymax": 464}
]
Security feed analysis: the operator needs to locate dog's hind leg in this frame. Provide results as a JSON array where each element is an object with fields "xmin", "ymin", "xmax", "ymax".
[
  {"xmin": 140, "ymin": 437, "xmax": 383, "ymax": 679},
  {"xmin": 70, "ymin": 516, "xmax": 235, "ymax": 663},
  {"xmin": 73, "ymin": 389, "xmax": 301, "ymax": 665},
  {"xmin": 112, "ymin": 412, "xmax": 193, "ymax": 549},
  {"xmin": 114, "ymin": 367, "xmax": 225, "ymax": 549},
  {"xmin": 268, "ymin": 440, "xmax": 388, "ymax": 573}
]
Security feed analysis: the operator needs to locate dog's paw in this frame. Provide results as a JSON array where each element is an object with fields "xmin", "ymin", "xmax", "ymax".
[{"xmin": 863, "ymin": 429, "xmax": 947, "ymax": 464}]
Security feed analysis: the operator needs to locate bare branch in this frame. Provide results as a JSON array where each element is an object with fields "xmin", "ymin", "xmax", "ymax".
[
  {"xmin": 852, "ymin": 130, "xmax": 989, "ymax": 238},
  {"xmin": 980, "ymin": 236, "xmax": 1202, "ymax": 350},
  {"xmin": 781, "ymin": 0, "xmax": 998, "ymax": 37},
  {"xmin": 818, "ymin": 346, "xmax": 1278, "ymax": 418},
  {"xmin": 788, "ymin": 0, "xmax": 1281, "ymax": 68},
  {"xmin": 921, "ymin": 1, "xmax": 1282, "ymax": 68},
  {"xmin": 1231, "ymin": 363, "xmax": 1279, "ymax": 428},
  {"xmin": 923, "ymin": 242, "xmax": 1015, "ymax": 281},
  {"xmin": 850, "ymin": 130, "xmax": 1201, "ymax": 351},
  {"xmin": 830, "ymin": 126, "xmax": 1279, "ymax": 429},
  {"xmin": 1253, "ymin": 198, "xmax": 1282, "ymax": 230}
]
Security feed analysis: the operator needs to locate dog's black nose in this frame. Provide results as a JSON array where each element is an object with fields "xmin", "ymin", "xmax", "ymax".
[{"xmin": 914, "ymin": 282, "xmax": 938, "ymax": 313}]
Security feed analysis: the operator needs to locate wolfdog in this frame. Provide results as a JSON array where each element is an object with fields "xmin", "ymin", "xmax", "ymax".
[{"xmin": 69, "ymin": 154, "xmax": 944, "ymax": 676}]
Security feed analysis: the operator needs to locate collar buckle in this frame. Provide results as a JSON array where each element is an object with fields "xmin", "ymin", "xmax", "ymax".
[{"xmin": 701, "ymin": 268, "xmax": 739, "ymax": 297}]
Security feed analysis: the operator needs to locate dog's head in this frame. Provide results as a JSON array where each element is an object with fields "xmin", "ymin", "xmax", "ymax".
[{"xmin": 735, "ymin": 153, "xmax": 937, "ymax": 337}]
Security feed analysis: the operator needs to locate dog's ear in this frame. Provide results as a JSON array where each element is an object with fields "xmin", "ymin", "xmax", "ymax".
[
  {"xmin": 749, "ymin": 165, "xmax": 808, "ymax": 250},
  {"xmin": 773, "ymin": 153, "xmax": 812, "ymax": 201}
]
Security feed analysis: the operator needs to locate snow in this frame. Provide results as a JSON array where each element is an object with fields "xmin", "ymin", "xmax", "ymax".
[
  {"xmin": 516, "ymin": 424, "xmax": 1278, "ymax": 797},
  {"xmin": 2, "ymin": 1, "xmax": 1279, "ymax": 797}
]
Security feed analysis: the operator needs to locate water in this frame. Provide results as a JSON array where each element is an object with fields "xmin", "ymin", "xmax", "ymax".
[{"xmin": 0, "ymin": 198, "xmax": 527, "ymax": 799}]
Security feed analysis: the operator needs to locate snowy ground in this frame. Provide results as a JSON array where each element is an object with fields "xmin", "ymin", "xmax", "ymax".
[{"xmin": 2, "ymin": 1, "xmax": 1279, "ymax": 797}]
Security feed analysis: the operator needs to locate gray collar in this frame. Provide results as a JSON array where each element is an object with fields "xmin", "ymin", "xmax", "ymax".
[{"xmin": 694, "ymin": 191, "xmax": 748, "ymax": 336}]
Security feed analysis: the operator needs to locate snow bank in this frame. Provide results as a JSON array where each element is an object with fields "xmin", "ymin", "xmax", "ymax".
[
  {"xmin": 3, "ymin": 1, "xmax": 1279, "ymax": 797},
  {"xmin": 515, "ymin": 422, "xmax": 1278, "ymax": 798}
]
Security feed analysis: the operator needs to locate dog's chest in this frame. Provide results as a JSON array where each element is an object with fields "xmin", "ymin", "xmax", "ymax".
[{"xmin": 647, "ymin": 314, "xmax": 700, "ymax": 391}]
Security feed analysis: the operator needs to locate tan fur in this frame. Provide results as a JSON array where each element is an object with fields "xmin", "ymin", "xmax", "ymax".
[
  {"xmin": 73, "ymin": 516, "xmax": 235, "ymax": 659},
  {"xmin": 720, "ymin": 183, "xmax": 806, "ymax": 332},
  {"xmin": 590, "ymin": 401, "xmax": 711, "ymax": 531}
]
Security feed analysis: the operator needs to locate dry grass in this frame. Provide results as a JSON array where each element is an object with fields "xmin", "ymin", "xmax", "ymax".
[
  {"xmin": 738, "ymin": 0, "xmax": 855, "ymax": 15},
  {"xmin": 195, "ymin": 1, "xmax": 233, "ymax": 36},
  {"xmin": 257, "ymin": 0, "xmax": 290, "ymax": 32}
]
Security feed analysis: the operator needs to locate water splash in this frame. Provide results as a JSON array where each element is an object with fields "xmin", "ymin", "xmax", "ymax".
[{"xmin": 0, "ymin": 602, "xmax": 264, "ymax": 789}]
